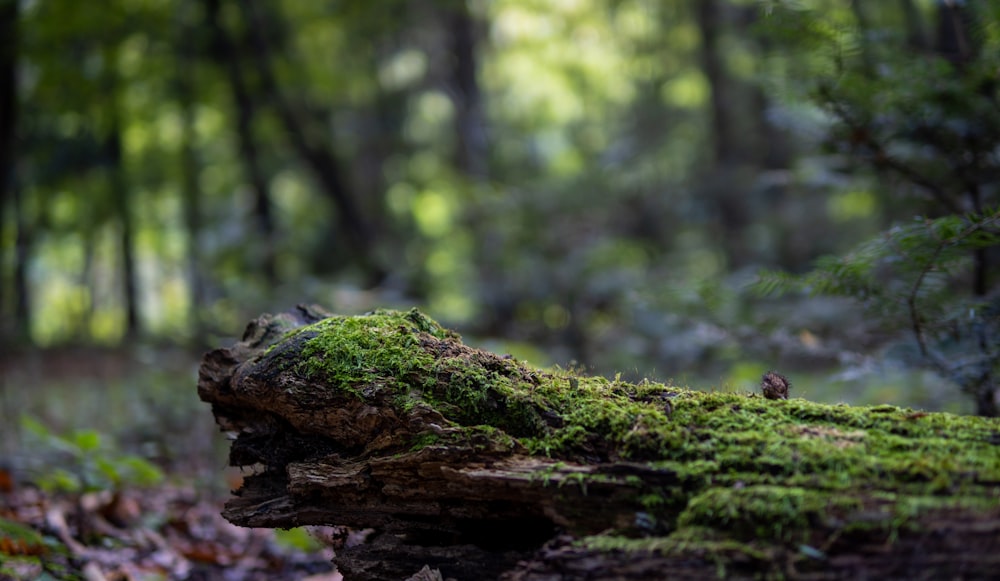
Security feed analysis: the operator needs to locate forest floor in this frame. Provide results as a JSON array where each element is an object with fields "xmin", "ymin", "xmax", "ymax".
[
  {"xmin": 1, "ymin": 477, "xmax": 343, "ymax": 581},
  {"xmin": 0, "ymin": 346, "xmax": 345, "ymax": 580}
]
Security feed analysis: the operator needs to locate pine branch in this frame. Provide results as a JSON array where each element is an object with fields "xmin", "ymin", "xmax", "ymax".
[{"xmin": 818, "ymin": 86, "xmax": 963, "ymax": 214}]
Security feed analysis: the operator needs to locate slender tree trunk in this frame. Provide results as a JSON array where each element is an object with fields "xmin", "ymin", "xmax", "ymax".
[
  {"xmin": 108, "ymin": 133, "xmax": 140, "ymax": 340},
  {"xmin": 103, "ymin": 47, "xmax": 140, "ymax": 340},
  {"xmin": 932, "ymin": 1, "xmax": 995, "ymax": 416},
  {"xmin": 0, "ymin": 0, "xmax": 14, "ymax": 463},
  {"xmin": 12, "ymin": 183, "xmax": 30, "ymax": 342},
  {"xmin": 179, "ymin": 101, "xmax": 207, "ymax": 343},
  {"xmin": 734, "ymin": 6, "xmax": 790, "ymax": 172},
  {"xmin": 695, "ymin": 0, "xmax": 736, "ymax": 166},
  {"xmin": 0, "ymin": 0, "xmax": 17, "ymax": 344},
  {"xmin": 900, "ymin": 0, "xmax": 929, "ymax": 51},
  {"xmin": 693, "ymin": 0, "xmax": 751, "ymax": 269},
  {"xmin": 447, "ymin": 0, "xmax": 488, "ymax": 180},
  {"xmin": 80, "ymin": 230, "xmax": 95, "ymax": 339},
  {"xmin": 349, "ymin": 28, "xmax": 403, "ymax": 275},
  {"xmin": 443, "ymin": 0, "xmax": 518, "ymax": 337},
  {"xmin": 235, "ymin": 0, "xmax": 386, "ymax": 286},
  {"xmin": 850, "ymin": 0, "xmax": 876, "ymax": 75},
  {"xmin": 354, "ymin": 53, "xmax": 405, "ymax": 282},
  {"xmin": 203, "ymin": 0, "xmax": 277, "ymax": 285},
  {"xmin": 179, "ymin": 0, "xmax": 208, "ymax": 345},
  {"xmin": 936, "ymin": 0, "xmax": 977, "ymax": 65}
]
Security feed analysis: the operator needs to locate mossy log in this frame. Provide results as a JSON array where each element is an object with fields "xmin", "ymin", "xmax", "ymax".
[{"xmin": 198, "ymin": 306, "xmax": 1000, "ymax": 580}]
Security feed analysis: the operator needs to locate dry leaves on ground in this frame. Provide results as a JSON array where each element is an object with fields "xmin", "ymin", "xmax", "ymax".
[{"xmin": 0, "ymin": 472, "xmax": 341, "ymax": 581}]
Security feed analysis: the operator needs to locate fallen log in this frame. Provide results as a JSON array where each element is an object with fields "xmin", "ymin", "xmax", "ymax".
[{"xmin": 198, "ymin": 306, "xmax": 1000, "ymax": 580}]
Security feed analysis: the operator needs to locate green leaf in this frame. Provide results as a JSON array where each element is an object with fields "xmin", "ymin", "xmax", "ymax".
[
  {"xmin": 20, "ymin": 415, "xmax": 52, "ymax": 439},
  {"xmin": 0, "ymin": 517, "xmax": 45, "ymax": 546},
  {"xmin": 94, "ymin": 456, "xmax": 121, "ymax": 486},
  {"xmin": 21, "ymin": 416, "xmax": 77, "ymax": 455},
  {"xmin": 116, "ymin": 456, "xmax": 164, "ymax": 487},
  {"xmin": 36, "ymin": 468, "xmax": 82, "ymax": 494},
  {"xmin": 749, "ymin": 270, "xmax": 801, "ymax": 297},
  {"xmin": 273, "ymin": 528, "xmax": 324, "ymax": 552},
  {"xmin": 72, "ymin": 430, "xmax": 102, "ymax": 454}
]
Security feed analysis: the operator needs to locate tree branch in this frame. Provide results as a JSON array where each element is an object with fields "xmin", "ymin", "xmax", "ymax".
[
  {"xmin": 820, "ymin": 88, "xmax": 962, "ymax": 214},
  {"xmin": 235, "ymin": 0, "xmax": 386, "ymax": 284}
]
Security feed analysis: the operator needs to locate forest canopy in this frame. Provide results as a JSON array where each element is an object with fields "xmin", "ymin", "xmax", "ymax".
[{"xmin": 0, "ymin": 0, "xmax": 997, "ymax": 413}]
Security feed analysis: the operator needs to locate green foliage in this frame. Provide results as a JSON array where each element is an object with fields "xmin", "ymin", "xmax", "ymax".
[
  {"xmin": 0, "ymin": 515, "xmax": 73, "ymax": 581},
  {"xmin": 755, "ymin": 1, "xmax": 1000, "ymax": 414},
  {"xmin": 0, "ymin": 515, "xmax": 45, "ymax": 549},
  {"xmin": 22, "ymin": 416, "xmax": 163, "ymax": 494},
  {"xmin": 6, "ymin": 0, "xmax": 998, "ymax": 419},
  {"xmin": 757, "ymin": 210, "xmax": 1000, "ymax": 313},
  {"xmin": 272, "ymin": 528, "xmax": 325, "ymax": 553},
  {"xmin": 3, "ymin": 0, "xmax": 791, "ymax": 359}
]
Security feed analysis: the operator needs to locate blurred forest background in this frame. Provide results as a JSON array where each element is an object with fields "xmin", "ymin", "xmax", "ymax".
[{"xmin": 1, "ymin": 0, "xmax": 1000, "ymax": 492}]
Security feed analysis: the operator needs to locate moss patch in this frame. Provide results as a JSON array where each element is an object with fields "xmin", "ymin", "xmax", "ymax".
[
  {"xmin": 295, "ymin": 308, "xmax": 451, "ymax": 393},
  {"xmin": 266, "ymin": 308, "xmax": 1000, "ymax": 571}
]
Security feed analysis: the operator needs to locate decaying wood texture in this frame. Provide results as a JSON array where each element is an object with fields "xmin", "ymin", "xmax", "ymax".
[{"xmin": 198, "ymin": 307, "xmax": 1000, "ymax": 580}]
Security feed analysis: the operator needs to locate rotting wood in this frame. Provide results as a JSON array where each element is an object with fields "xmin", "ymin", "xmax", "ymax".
[{"xmin": 199, "ymin": 306, "xmax": 1000, "ymax": 580}]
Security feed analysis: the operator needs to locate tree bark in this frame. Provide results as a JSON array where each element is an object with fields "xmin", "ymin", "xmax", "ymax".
[
  {"xmin": 446, "ymin": 0, "xmax": 489, "ymax": 180},
  {"xmin": 933, "ymin": 1, "xmax": 996, "ymax": 416},
  {"xmin": 693, "ymin": 0, "xmax": 752, "ymax": 269},
  {"xmin": 0, "ymin": 0, "xmax": 17, "ymax": 344},
  {"xmin": 11, "ymin": 182, "xmax": 30, "ymax": 342},
  {"xmin": 236, "ymin": 0, "xmax": 387, "ymax": 286},
  {"xmin": 849, "ymin": 0, "xmax": 876, "ymax": 76},
  {"xmin": 178, "ymin": 0, "xmax": 208, "ymax": 344},
  {"xmin": 900, "ymin": 0, "xmax": 929, "ymax": 51},
  {"xmin": 203, "ymin": 0, "xmax": 278, "ymax": 286},
  {"xmin": 100, "ymin": 41, "xmax": 140, "ymax": 340},
  {"xmin": 199, "ymin": 308, "xmax": 1000, "ymax": 581},
  {"xmin": 694, "ymin": 0, "xmax": 737, "ymax": 166},
  {"xmin": 936, "ymin": 0, "xmax": 978, "ymax": 66}
]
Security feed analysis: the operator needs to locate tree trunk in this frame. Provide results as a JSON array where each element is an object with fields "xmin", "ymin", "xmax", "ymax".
[
  {"xmin": 199, "ymin": 308, "xmax": 1000, "ymax": 581},
  {"xmin": 79, "ymin": 228, "xmax": 95, "ymax": 339},
  {"xmin": 203, "ymin": 0, "xmax": 277, "ymax": 286},
  {"xmin": 178, "ymin": 0, "xmax": 208, "ymax": 344},
  {"xmin": 933, "ymin": 1, "xmax": 996, "ymax": 416},
  {"xmin": 693, "ymin": 0, "xmax": 751, "ymax": 269},
  {"xmin": 101, "ymin": 40, "xmax": 140, "ymax": 341},
  {"xmin": 936, "ymin": 0, "xmax": 978, "ymax": 65},
  {"xmin": 694, "ymin": 0, "xmax": 736, "ymax": 166},
  {"xmin": 0, "ymin": 0, "xmax": 17, "ymax": 345},
  {"xmin": 850, "ymin": 0, "xmax": 876, "ymax": 75},
  {"xmin": 443, "ymin": 0, "xmax": 517, "ymax": 341},
  {"xmin": 11, "ymin": 182, "xmax": 30, "ymax": 342},
  {"xmin": 106, "ymin": 101, "xmax": 140, "ymax": 340},
  {"xmin": 447, "ymin": 0, "xmax": 489, "ymax": 180},
  {"xmin": 900, "ymin": 0, "xmax": 929, "ymax": 51},
  {"xmin": 236, "ymin": 0, "xmax": 386, "ymax": 286}
]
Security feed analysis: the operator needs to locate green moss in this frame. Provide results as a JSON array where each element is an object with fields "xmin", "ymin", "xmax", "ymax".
[
  {"xmin": 407, "ymin": 432, "xmax": 441, "ymax": 452},
  {"xmin": 267, "ymin": 308, "xmax": 1000, "ymax": 570},
  {"xmin": 294, "ymin": 308, "xmax": 451, "ymax": 394},
  {"xmin": 579, "ymin": 528, "xmax": 777, "ymax": 578},
  {"xmin": 678, "ymin": 486, "xmax": 863, "ymax": 544}
]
